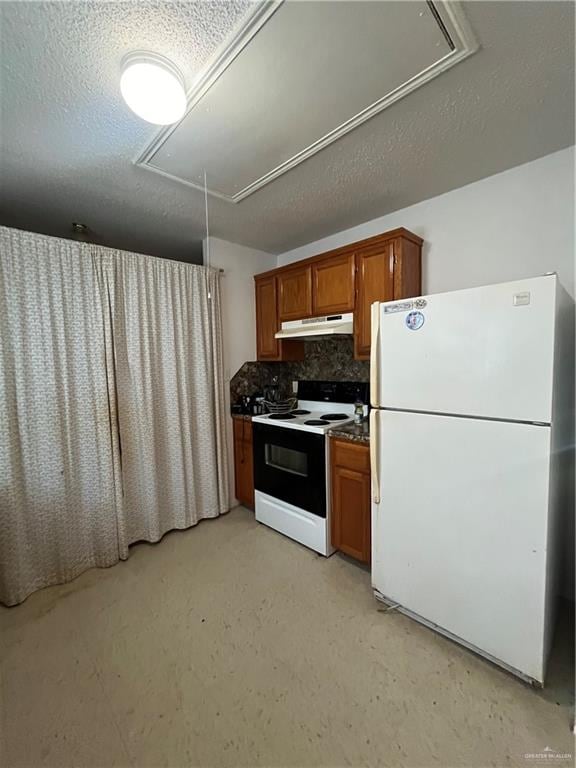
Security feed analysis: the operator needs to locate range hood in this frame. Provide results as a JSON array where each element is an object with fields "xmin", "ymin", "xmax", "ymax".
[{"xmin": 275, "ymin": 313, "xmax": 353, "ymax": 339}]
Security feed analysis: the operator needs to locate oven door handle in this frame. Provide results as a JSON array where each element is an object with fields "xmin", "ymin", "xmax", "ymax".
[{"xmin": 370, "ymin": 409, "xmax": 380, "ymax": 504}]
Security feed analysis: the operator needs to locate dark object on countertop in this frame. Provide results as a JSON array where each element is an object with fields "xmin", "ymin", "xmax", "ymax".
[
  {"xmin": 354, "ymin": 391, "xmax": 365, "ymax": 424},
  {"xmin": 262, "ymin": 397, "xmax": 297, "ymax": 414},
  {"xmin": 233, "ymin": 392, "xmax": 265, "ymax": 416}
]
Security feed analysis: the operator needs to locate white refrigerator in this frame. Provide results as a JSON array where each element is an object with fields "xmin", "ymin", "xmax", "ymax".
[{"xmin": 369, "ymin": 274, "xmax": 574, "ymax": 685}]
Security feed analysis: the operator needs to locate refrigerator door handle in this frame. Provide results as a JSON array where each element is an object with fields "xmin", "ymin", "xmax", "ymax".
[
  {"xmin": 370, "ymin": 408, "xmax": 380, "ymax": 504},
  {"xmin": 370, "ymin": 302, "xmax": 381, "ymax": 407}
]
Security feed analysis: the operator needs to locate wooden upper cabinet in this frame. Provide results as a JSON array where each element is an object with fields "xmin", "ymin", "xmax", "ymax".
[
  {"xmin": 392, "ymin": 235, "xmax": 422, "ymax": 301},
  {"xmin": 278, "ymin": 265, "xmax": 312, "ymax": 321},
  {"xmin": 354, "ymin": 242, "xmax": 395, "ymax": 359},
  {"xmin": 255, "ymin": 275, "xmax": 280, "ymax": 360},
  {"xmin": 255, "ymin": 275, "xmax": 304, "ymax": 362},
  {"xmin": 312, "ymin": 253, "xmax": 356, "ymax": 316},
  {"xmin": 254, "ymin": 227, "xmax": 422, "ymax": 362},
  {"xmin": 354, "ymin": 233, "xmax": 422, "ymax": 359}
]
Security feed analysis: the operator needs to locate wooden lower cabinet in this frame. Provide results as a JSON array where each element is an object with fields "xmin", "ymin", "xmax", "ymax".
[
  {"xmin": 233, "ymin": 418, "xmax": 254, "ymax": 509},
  {"xmin": 330, "ymin": 438, "xmax": 371, "ymax": 563}
]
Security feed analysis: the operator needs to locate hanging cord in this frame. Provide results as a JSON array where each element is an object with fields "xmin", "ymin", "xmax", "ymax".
[{"xmin": 203, "ymin": 169, "xmax": 212, "ymax": 299}]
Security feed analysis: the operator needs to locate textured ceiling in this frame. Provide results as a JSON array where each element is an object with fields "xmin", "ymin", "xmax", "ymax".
[
  {"xmin": 0, "ymin": 0, "xmax": 252, "ymax": 262},
  {"xmin": 145, "ymin": 1, "xmax": 459, "ymax": 201},
  {"xmin": 0, "ymin": 1, "xmax": 574, "ymax": 261}
]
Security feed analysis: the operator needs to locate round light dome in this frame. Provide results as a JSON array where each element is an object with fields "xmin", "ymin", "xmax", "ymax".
[{"xmin": 120, "ymin": 52, "xmax": 186, "ymax": 125}]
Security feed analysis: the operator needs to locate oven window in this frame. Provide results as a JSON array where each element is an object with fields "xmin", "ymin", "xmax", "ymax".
[
  {"xmin": 265, "ymin": 443, "xmax": 308, "ymax": 477},
  {"xmin": 253, "ymin": 423, "xmax": 326, "ymax": 517}
]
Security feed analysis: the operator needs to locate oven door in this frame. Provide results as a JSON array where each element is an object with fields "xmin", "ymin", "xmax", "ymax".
[{"xmin": 253, "ymin": 424, "xmax": 326, "ymax": 517}]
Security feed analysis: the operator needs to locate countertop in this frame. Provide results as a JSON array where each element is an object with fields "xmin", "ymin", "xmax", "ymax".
[
  {"xmin": 231, "ymin": 413, "xmax": 253, "ymax": 421},
  {"xmin": 328, "ymin": 419, "xmax": 370, "ymax": 444}
]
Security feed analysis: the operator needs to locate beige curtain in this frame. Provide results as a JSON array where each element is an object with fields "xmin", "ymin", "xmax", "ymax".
[
  {"xmin": 0, "ymin": 227, "xmax": 229, "ymax": 606},
  {"xmin": 0, "ymin": 227, "xmax": 122, "ymax": 606},
  {"xmin": 109, "ymin": 250, "xmax": 229, "ymax": 546}
]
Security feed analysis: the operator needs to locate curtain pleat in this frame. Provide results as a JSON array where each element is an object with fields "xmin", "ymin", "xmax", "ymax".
[
  {"xmin": 0, "ymin": 227, "xmax": 229, "ymax": 606},
  {"xmin": 92, "ymin": 252, "xmax": 127, "ymax": 559},
  {"xmin": 0, "ymin": 228, "xmax": 121, "ymax": 605},
  {"xmin": 110, "ymin": 250, "xmax": 229, "ymax": 547}
]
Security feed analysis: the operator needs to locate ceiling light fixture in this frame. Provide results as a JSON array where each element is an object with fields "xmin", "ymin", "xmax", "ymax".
[{"xmin": 120, "ymin": 51, "xmax": 186, "ymax": 125}]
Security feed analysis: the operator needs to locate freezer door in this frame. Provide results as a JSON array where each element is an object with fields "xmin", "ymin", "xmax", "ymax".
[
  {"xmin": 371, "ymin": 409, "xmax": 552, "ymax": 683},
  {"xmin": 375, "ymin": 275, "xmax": 557, "ymax": 423}
]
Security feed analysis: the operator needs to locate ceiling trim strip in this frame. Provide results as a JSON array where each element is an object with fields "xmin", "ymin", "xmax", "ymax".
[
  {"xmin": 136, "ymin": 0, "xmax": 478, "ymax": 205},
  {"xmin": 133, "ymin": 0, "xmax": 284, "ymax": 174}
]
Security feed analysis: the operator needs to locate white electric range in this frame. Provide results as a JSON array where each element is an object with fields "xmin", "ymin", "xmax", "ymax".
[{"xmin": 252, "ymin": 380, "xmax": 369, "ymax": 556}]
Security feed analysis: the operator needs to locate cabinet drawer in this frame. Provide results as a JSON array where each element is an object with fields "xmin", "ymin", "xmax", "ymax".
[{"xmin": 331, "ymin": 438, "xmax": 370, "ymax": 474}]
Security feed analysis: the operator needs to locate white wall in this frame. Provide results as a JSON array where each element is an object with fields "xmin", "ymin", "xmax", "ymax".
[
  {"xmin": 278, "ymin": 147, "xmax": 575, "ymax": 299},
  {"xmin": 203, "ymin": 237, "xmax": 276, "ymax": 507}
]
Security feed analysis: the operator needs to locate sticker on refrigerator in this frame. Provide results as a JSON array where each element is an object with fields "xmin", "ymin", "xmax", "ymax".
[
  {"xmin": 383, "ymin": 301, "xmax": 413, "ymax": 314},
  {"xmin": 406, "ymin": 311, "xmax": 425, "ymax": 331}
]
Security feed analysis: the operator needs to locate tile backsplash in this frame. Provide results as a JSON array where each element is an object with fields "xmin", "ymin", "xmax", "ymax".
[
  {"xmin": 230, "ymin": 336, "xmax": 369, "ymax": 408},
  {"xmin": 288, "ymin": 336, "xmax": 369, "ymax": 382}
]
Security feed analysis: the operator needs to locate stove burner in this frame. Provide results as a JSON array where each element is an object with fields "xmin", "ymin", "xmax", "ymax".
[
  {"xmin": 304, "ymin": 419, "xmax": 330, "ymax": 426},
  {"xmin": 291, "ymin": 409, "xmax": 311, "ymax": 415},
  {"xmin": 321, "ymin": 413, "xmax": 349, "ymax": 421},
  {"xmin": 268, "ymin": 412, "xmax": 296, "ymax": 420}
]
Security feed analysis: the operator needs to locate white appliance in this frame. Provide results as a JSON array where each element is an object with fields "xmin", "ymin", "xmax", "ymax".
[
  {"xmin": 253, "ymin": 380, "xmax": 368, "ymax": 555},
  {"xmin": 369, "ymin": 274, "xmax": 574, "ymax": 686},
  {"xmin": 252, "ymin": 404, "xmax": 354, "ymax": 435},
  {"xmin": 275, "ymin": 313, "xmax": 353, "ymax": 339}
]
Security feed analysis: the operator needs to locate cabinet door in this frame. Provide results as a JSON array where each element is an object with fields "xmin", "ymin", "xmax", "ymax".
[
  {"xmin": 278, "ymin": 265, "xmax": 312, "ymax": 321},
  {"xmin": 233, "ymin": 420, "xmax": 254, "ymax": 509},
  {"xmin": 242, "ymin": 436, "xmax": 254, "ymax": 509},
  {"xmin": 393, "ymin": 236, "xmax": 422, "ymax": 300},
  {"xmin": 255, "ymin": 276, "xmax": 280, "ymax": 360},
  {"xmin": 331, "ymin": 464, "xmax": 371, "ymax": 563},
  {"xmin": 312, "ymin": 253, "xmax": 355, "ymax": 316},
  {"xmin": 353, "ymin": 242, "xmax": 395, "ymax": 359}
]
